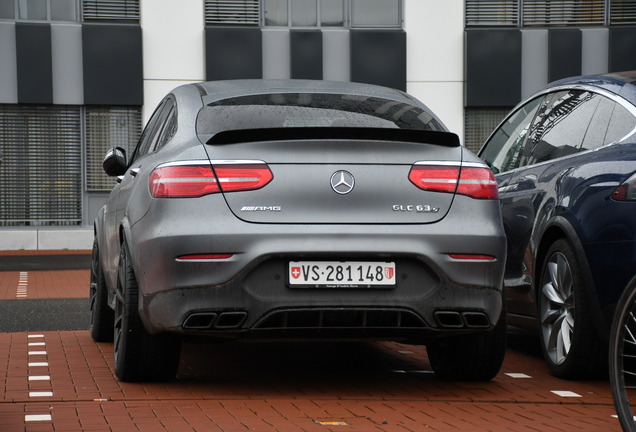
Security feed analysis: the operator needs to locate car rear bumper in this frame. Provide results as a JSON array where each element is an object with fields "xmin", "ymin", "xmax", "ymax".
[
  {"xmin": 138, "ymin": 266, "xmax": 503, "ymax": 341},
  {"xmin": 130, "ymin": 194, "xmax": 506, "ymax": 339}
]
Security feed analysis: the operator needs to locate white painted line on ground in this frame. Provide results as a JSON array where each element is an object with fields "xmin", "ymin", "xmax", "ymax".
[
  {"xmin": 28, "ymin": 342, "xmax": 46, "ymax": 347},
  {"xmin": 505, "ymin": 373, "xmax": 532, "ymax": 378},
  {"xmin": 28, "ymin": 376, "xmax": 51, "ymax": 381},
  {"xmin": 551, "ymin": 390, "xmax": 582, "ymax": 398},
  {"xmin": 28, "ymin": 351, "xmax": 47, "ymax": 355},
  {"xmin": 28, "ymin": 334, "xmax": 44, "ymax": 338},
  {"xmin": 29, "ymin": 391, "xmax": 53, "ymax": 397},
  {"xmin": 28, "ymin": 362, "xmax": 49, "ymax": 367},
  {"xmin": 25, "ymin": 414, "xmax": 52, "ymax": 422}
]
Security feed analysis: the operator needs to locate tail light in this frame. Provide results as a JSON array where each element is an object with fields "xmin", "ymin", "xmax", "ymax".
[
  {"xmin": 150, "ymin": 161, "xmax": 273, "ymax": 198},
  {"xmin": 611, "ymin": 172, "xmax": 636, "ymax": 201},
  {"xmin": 408, "ymin": 162, "xmax": 499, "ymax": 200}
]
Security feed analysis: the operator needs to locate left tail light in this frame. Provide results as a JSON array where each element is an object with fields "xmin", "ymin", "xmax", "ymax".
[
  {"xmin": 150, "ymin": 161, "xmax": 273, "ymax": 198},
  {"xmin": 408, "ymin": 162, "xmax": 499, "ymax": 200}
]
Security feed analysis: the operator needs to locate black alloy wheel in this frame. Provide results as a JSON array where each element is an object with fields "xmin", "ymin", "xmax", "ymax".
[
  {"xmin": 427, "ymin": 309, "xmax": 507, "ymax": 381},
  {"xmin": 113, "ymin": 238, "xmax": 181, "ymax": 382},
  {"xmin": 538, "ymin": 239, "xmax": 603, "ymax": 379},
  {"xmin": 90, "ymin": 237, "xmax": 114, "ymax": 342}
]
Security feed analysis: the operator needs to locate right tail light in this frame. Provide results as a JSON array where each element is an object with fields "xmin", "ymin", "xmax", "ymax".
[{"xmin": 408, "ymin": 162, "xmax": 499, "ymax": 200}]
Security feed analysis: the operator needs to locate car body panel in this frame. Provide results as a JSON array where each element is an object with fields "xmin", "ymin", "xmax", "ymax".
[
  {"xmin": 479, "ymin": 71, "xmax": 636, "ymax": 335},
  {"xmin": 95, "ymin": 79, "xmax": 507, "ymax": 344}
]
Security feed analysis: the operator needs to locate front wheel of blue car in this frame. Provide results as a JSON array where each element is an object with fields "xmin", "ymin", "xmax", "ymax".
[{"xmin": 113, "ymin": 238, "xmax": 181, "ymax": 382}]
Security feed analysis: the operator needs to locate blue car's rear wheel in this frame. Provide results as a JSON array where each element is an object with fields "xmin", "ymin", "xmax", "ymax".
[{"xmin": 538, "ymin": 239, "xmax": 603, "ymax": 379}]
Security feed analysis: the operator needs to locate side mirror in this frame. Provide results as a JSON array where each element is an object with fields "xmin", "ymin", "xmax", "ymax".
[{"xmin": 102, "ymin": 147, "xmax": 127, "ymax": 177}]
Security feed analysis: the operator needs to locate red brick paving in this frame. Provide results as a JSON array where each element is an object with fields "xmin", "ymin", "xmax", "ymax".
[{"xmin": 0, "ymin": 268, "xmax": 623, "ymax": 431}]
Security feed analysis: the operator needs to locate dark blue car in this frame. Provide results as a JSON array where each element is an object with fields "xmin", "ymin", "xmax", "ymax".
[{"xmin": 479, "ymin": 71, "xmax": 636, "ymax": 379}]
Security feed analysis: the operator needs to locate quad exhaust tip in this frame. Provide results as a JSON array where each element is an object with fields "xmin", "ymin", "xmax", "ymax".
[
  {"xmin": 434, "ymin": 311, "xmax": 491, "ymax": 329},
  {"xmin": 183, "ymin": 311, "xmax": 247, "ymax": 330}
]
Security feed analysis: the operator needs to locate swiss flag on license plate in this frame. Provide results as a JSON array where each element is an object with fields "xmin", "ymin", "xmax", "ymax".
[{"xmin": 291, "ymin": 266, "xmax": 301, "ymax": 279}]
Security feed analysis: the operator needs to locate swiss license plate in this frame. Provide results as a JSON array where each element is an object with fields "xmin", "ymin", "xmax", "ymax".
[{"xmin": 288, "ymin": 261, "xmax": 396, "ymax": 287}]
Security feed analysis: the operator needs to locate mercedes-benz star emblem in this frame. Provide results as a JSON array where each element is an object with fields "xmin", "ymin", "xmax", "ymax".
[{"xmin": 330, "ymin": 170, "xmax": 355, "ymax": 195}]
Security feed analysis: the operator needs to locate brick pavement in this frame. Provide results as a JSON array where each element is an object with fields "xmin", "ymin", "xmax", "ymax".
[{"xmin": 0, "ymin": 264, "xmax": 623, "ymax": 431}]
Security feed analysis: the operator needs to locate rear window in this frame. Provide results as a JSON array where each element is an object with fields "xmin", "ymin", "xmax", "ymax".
[{"xmin": 196, "ymin": 93, "xmax": 445, "ymax": 138}]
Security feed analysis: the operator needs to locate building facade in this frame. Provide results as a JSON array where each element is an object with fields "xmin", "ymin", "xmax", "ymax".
[{"xmin": 0, "ymin": 0, "xmax": 634, "ymax": 249}]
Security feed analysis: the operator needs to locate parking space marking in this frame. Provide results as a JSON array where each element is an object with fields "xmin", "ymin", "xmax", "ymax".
[
  {"xmin": 16, "ymin": 272, "xmax": 28, "ymax": 298},
  {"xmin": 28, "ymin": 375, "xmax": 51, "ymax": 381},
  {"xmin": 552, "ymin": 390, "xmax": 582, "ymax": 398},
  {"xmin": 29, "ymin": 391, "xmax": 54, "ymax": 397},
  {"xmin": 25, "ymin": 414, "xmax": 52, "ymax": 422},
  {"xmin": 24, "ymin": 333, "xmax": 55, "ymax": 423},
  {"xmin": 506, "ymin": 373, "xmax": 532, "ymax": 378}
]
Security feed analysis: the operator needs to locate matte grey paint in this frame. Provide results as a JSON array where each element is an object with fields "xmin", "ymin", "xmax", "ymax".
[
  {"xmin": 350, "ymin": 30, "xmax": 406, "ymax": 91},
  {"xmin": 0, "ymin": 22, "xmax": 17, "ymax": 104},
  {"xmin": 51, "ymin": 23, "xmax": 83, "ymax": 105},
  {"xmin": 609, "ymin": 27, "xmax": 636, "ymax": 72},
  {"xmin": 95, "ymin": 80, "xmax": 506, "ymax": 339},
  {"xmin": 205, "ymin": 27, "xmax": 262, "ymax": 80},
  {"xmin": 291, "ymin": 30, "xmax": 323, "ymax": 80},
  {"xmin": 82, "ymin": 24, "xmax": 143, "ymax": 105},
  {"xmin": 548, "ymin": 29, "xmax": 582, "ymax": 82},
  {"xmin": 465, "ymin": 29, "xmax": 521, "ymax": 107},
  {"xmin": 16, "ymin": 22, "xmax": 53, "ymax": 104}
]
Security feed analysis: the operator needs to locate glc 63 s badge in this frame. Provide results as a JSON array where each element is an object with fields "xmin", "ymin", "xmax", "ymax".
[{"xmin": 393, "ymin": 204, "xmax": 440, "ymax": 213}]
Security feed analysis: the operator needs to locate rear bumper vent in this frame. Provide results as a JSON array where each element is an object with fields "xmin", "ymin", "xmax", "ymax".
[
  {"xmin": 434, "ymin": 310, "xmax": 491, "ymax": 329},
  {"xmin": 254, "ymin": 308, "xmax": 427, "ymax": 330}
]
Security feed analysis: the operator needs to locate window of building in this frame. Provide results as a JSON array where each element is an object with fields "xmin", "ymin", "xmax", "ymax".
[
  {"xmin": 351, "ymin": 0, "xmax": 400, "ymax": 27},
  {"xmin": 0, "ymin": 0, "xmax": 79, "ymax": 21},
  {"xmin": 0, "ymin": 105, "xmax": 141, "ymax": 225},
  {"xmin": 464, "ymin": 107, "xmax": 511, "ymax": 154},
  {"xmin": 611, "ymin": 0, "xmax": 636, "ymax": 24},
  {"xmin": 465, "ymin": 0, "xmax": 636, "ymax": 27},
  {"xmin": 85, "ymin": 106, "xmax": 141, "ymax": 192},
  {"xmin": 82, "ymin": 0, "xmax": 140, "ymax": 22},
  {"xmin": 0, "ymin": 105, "xmax": 82, "ymax": 226},
  {"xmin": 465, "ymin": 0, "xmax": 519, "ymax": 26},
  {"xmin": 208, "ymin": 0, "xmax": 400, "ymax": 28},
  {"xmin": 205, "ymin": 0, "xmax": 260, "ymax": 25},
  {"xmin": 0, "ymin": 0, "xmax": 140, "ymax": 22}
]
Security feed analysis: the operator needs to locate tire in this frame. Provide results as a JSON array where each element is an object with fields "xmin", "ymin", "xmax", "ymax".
[
  {"xmin": 537, "ymin": 238, "xmax": 604, "ymax": 379},
  {"xmin": 427, "ymin": 311, "xmax": 507, "ymax": 381},
  {"xmin": 113, "ymin": 238, "xmax": 181, "ymax": 382},
  {"xmin": 90, "ymin": 237, "xmax": 114, "ymax": 342},
  {"xmin": 609, "ymin": 275, "xmax": 636, "ymax": 432}
]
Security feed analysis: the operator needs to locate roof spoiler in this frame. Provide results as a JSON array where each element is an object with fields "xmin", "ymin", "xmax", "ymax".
[{"xmin": 206, "ymin": 127, "xmax": 460, "ymax": 147}]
